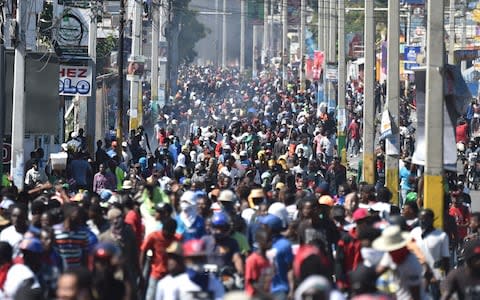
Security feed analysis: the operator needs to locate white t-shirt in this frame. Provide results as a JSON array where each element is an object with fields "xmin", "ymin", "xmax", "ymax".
[
  {"xmin": 2, "ymin": 264, "xmax": 39, "ymax": 299},
  {"xmin": 0, "ymin": 225, "xmax": 24, "ymax": 258},
  {"xmin": 379, "ymin": 252, "xmax": 424, "ymax": 300},
  {"xmin": 155, "ymin": 273, "xmax": 224, "ymax": 300},
  {"xmin": 410, "ymin": 227, "xmax": 449, "ymax": 280}
]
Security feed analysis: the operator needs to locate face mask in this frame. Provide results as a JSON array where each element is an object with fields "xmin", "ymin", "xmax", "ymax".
[
  {"xmin": 389, "ymin": 247, "xmax": 410, "ymax": 264},
  {"xmin": 213, "ymin": 232, "xmax": 227, "ymax": 241}
]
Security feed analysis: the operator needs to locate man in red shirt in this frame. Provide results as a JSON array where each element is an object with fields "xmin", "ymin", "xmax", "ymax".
[
  {"xmin": 245, "ymin": 227, "xmax": 273, "ymax": 297},
  {"xmin": 336, "ymin": 208, "xmax": 370, "ymax": 291},
  {"xmin": 449, "ymin": 190, "xmax": 470, "ymax": 244},
  {"xmin": 140, "ymin": 218, "xmax": 177, "ymax": 300},
  {"xmin": 456, "ymin": 119, "xmax": 469, "ymax": 144},
  {"xmin": 348, "ymin": 118, "xmax": 360, "ymax": 157}
]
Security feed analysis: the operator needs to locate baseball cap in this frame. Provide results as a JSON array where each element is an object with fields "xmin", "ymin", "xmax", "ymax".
[
  {"xmin": 318, "ymin": 195, "xmax": 335, "ymax": 207},
  {"xmin": 218, "ymin": 190, "xmax": 235, "ymax": 202},
  {"xmin": 352, "ymin": 208, "xmax": 369, "ymax": 222},
  {"xmin": 258, "ymin": 214, "xmax": 283, "ymax": 232},
  {"xmin": 19, "ymin": 238, "xmax": 43, "ymax": 253}
]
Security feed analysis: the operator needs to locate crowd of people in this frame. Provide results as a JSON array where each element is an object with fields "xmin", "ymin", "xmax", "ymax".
[{"xmin": 0, "ymin": 65, "xmax": 478, "ymax": 300}]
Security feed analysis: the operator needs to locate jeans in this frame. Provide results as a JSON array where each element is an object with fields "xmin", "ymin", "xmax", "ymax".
[{"xmin": 145, "ymin": 277, "xmax": 159, "ymax": 300}]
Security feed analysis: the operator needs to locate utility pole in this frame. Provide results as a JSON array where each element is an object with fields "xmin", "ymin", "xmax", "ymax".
[
  {"xmin": 11, "ymin": 0, "xmax": 25, "ymax": 190},
  {"xmin": 282, "ymin": 0, "xmax": 288, "ymax": 87},
  {"xmin": 386, "ymin": 0, "xmax": 400, "ymax": 205},
  {"xmin": 363, "ymin": 0, "xmax": 375, "ymax": 184},
  {"xmin": 327, "ymin": 0, "xmax": 336, "ymax": 112},
  {"xmin": 151, "ymin": 0, "xmax": 160, "ymax": 110},
  {"xmin": 87, "ymin": 0, "xmax": 98, "ymax": 153},
  {"xmin": 448, "ymin": 0, "xmax": 455, "ymax": 65},
  {"xmin": 263, "ymin": 0, "xmax": 269, "ymax": 66},
  {"xmin": 0, "ymin": 12, "xmax": 5, "ymax": 180},
  {"xmin": 337, "ymin": 0, "xmax": 346, "ymax": 158},
  {"xmin": 269, "ymin": 0, "xmax": 274, "ymax": 57},
  {"xmin": 253, "ymin": 24, "xmax": 259, "ymax": 78},
  {"xmin": 117, "ymin": 0, "xmax": 126, "ymax": 157},
  {"xmin": 222, "ymin": 0, "xmax": 227, "ymax": 68},
  {"xmin": 215, "ymin": 0, "xmax": 219, "ymax": 66},
  {"xmin": 461, "ymin": 2, "xmax": 466, "ymax": 71},
  {"xmin": 424, "ymin": 0, "xmax": 445, "ymax": 228},
  {"xmin": 129, "ymin": 0, "xmax": 143, "ymax": 131},
  {"xmin": 240, "ymin": 0, "xmax": 246, "ymax": 74},
  {"xmin": 322, "ymin": 0, "xmax": 329, "ymax": 106},
  {"xmin": 318, "ymin": 0, "xmax": 323, "ymax": 51},
  {"xmin": 299, "ymin": 0, "xmax": 306, "ymax": 91}
]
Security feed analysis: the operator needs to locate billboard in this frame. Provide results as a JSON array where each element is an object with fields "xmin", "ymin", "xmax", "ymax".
[
  {"xmin": 59, "ymin": 65, "xmax": 93, "ymax": 96},
  {"xmin": 404, "ymin": 46, "xmax": 421, "ymax": 71}
]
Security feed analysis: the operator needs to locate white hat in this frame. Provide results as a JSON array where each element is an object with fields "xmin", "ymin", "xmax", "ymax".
[
  {"xmin": 268, "ymin": 202, "xmax": 289, "ymax": 229},
  {"xmin": 122, "ymin": 180, "xmax": 133, "ymax": 190},
  {"xmin": 372, "ymin": 225, "xmax": 411, "ymax": 252},
  {"xmin": 218, "ymin": 190, "xmax": 235, "ymax": 202},
  {"xmin": 294, "ymin": 276, "xmax": 331, "ymax": 300},
  {"xmin": 0, "ymin": 199, "xmax": 14, "ymax": 210}
]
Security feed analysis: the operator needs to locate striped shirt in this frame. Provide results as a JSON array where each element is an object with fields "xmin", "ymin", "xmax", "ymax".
[{"xmin": 53, "ymin": 224, "xmax": 89, "ymax": 269}]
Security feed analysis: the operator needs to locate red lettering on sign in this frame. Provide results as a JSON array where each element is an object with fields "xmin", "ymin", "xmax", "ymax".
[
  {"xmin": 77, "ymin": 68, "xmax": 87, "ymax": 78},
  {"xmin": 59, "ymin": 68, "xmax": 66, "ymax": 77},
  {"xmin": 67, "ymin": 68, "xmax": 76, "ymax": 77}
]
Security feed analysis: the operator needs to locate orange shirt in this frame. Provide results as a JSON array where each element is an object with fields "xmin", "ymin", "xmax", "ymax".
[{"xmin": 141, "ymin": 231, "xmax": 176, "ymax": 279}]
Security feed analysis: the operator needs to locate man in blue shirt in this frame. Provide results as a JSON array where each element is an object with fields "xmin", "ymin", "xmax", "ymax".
[{"xmin": 259, "ymin": 214, "xmax": 294, "ymax": 300}]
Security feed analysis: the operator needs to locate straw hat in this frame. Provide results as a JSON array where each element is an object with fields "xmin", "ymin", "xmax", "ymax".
[{"xmin": 372, "ymin": 225, "xmax": 411, "ymax": 252}]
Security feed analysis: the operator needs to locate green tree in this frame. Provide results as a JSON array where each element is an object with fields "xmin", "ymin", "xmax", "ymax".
[{"xmin": 96, "ymin": 35, "xmax": 117, "ymax": 75}]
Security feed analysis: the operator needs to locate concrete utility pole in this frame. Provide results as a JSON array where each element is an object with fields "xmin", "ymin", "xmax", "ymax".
[
  {"xmin": 282, "ymin": 0, "xmax": 288, "ymax": 87},
  {"xmin": 322, "ymin": 0, "xmax": 329, "ymax": 105},
  {"xmin": 424, "ymin": 0, "xmax": 445, "ymax": 228},
  {"xmin": 11, "ymin": 0, "xmax": 26, "ymax": 190},
  {"xmin": 129, "ymin": 0, "xmax": 143, "ymax": 131},
  {"xmin": 215, "ymin": 0, "xmax": 219, "ymax": 66},
  {"xmin": 269, "ymin": 0, "xmax": 274, "ymax": 56},
  {"xmin": 264, "ymin": 0, "xmax": 269, "ymax": 65},
  {"xmin": 386, "ymin": 0, "xmax": 400, "ymax": 205},
  {"xmin": 318, "ymin": 0, "xmax": 324, "ymax": 51},
  {"xmin": 363, "ymin": 0, "xmax": 375, "ymax": 184},
  {"xmin": 151, "ymin": 0, "xmax": 160, "ymax": 107},
  {"xmin": 240, "ymin": 0, "xmax": 246, "ymax": 74},
  {"xmin": 253, "ymin": 24, "xmax": 259, "ymax": 78},
  {"xmin": 117, "ymin": 0, "xmax": 126, "ymax": 157},
  {"xmin": 337, "ymin": 0, "xmax": 346, "ymax": 157},
  {"xmin": 300, "ymin": 0, "xmax": 306, "ymax": 91},
  {"xmin": 222, "ymin": 0, "xmax": 227, "ymax": 68},
  {"xmin": 327, "ymin": 0, "xmax": 336, "ymax": 112},
  {"xmin": 0, "ymin": 18, "xmax": 5, "ymax": 178},
  {"xmin": 448, "ymin": 0, "xmax": 455, "ymax": 65},
  {"xmin": 87, "ymin": 0, "xmax": 98, "ymax": 153}
]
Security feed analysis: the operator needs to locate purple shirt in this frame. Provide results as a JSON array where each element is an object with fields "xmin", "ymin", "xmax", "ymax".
[{"xmin": 93, "ymin": 172, "xmax": 116, "ymax": 193}]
